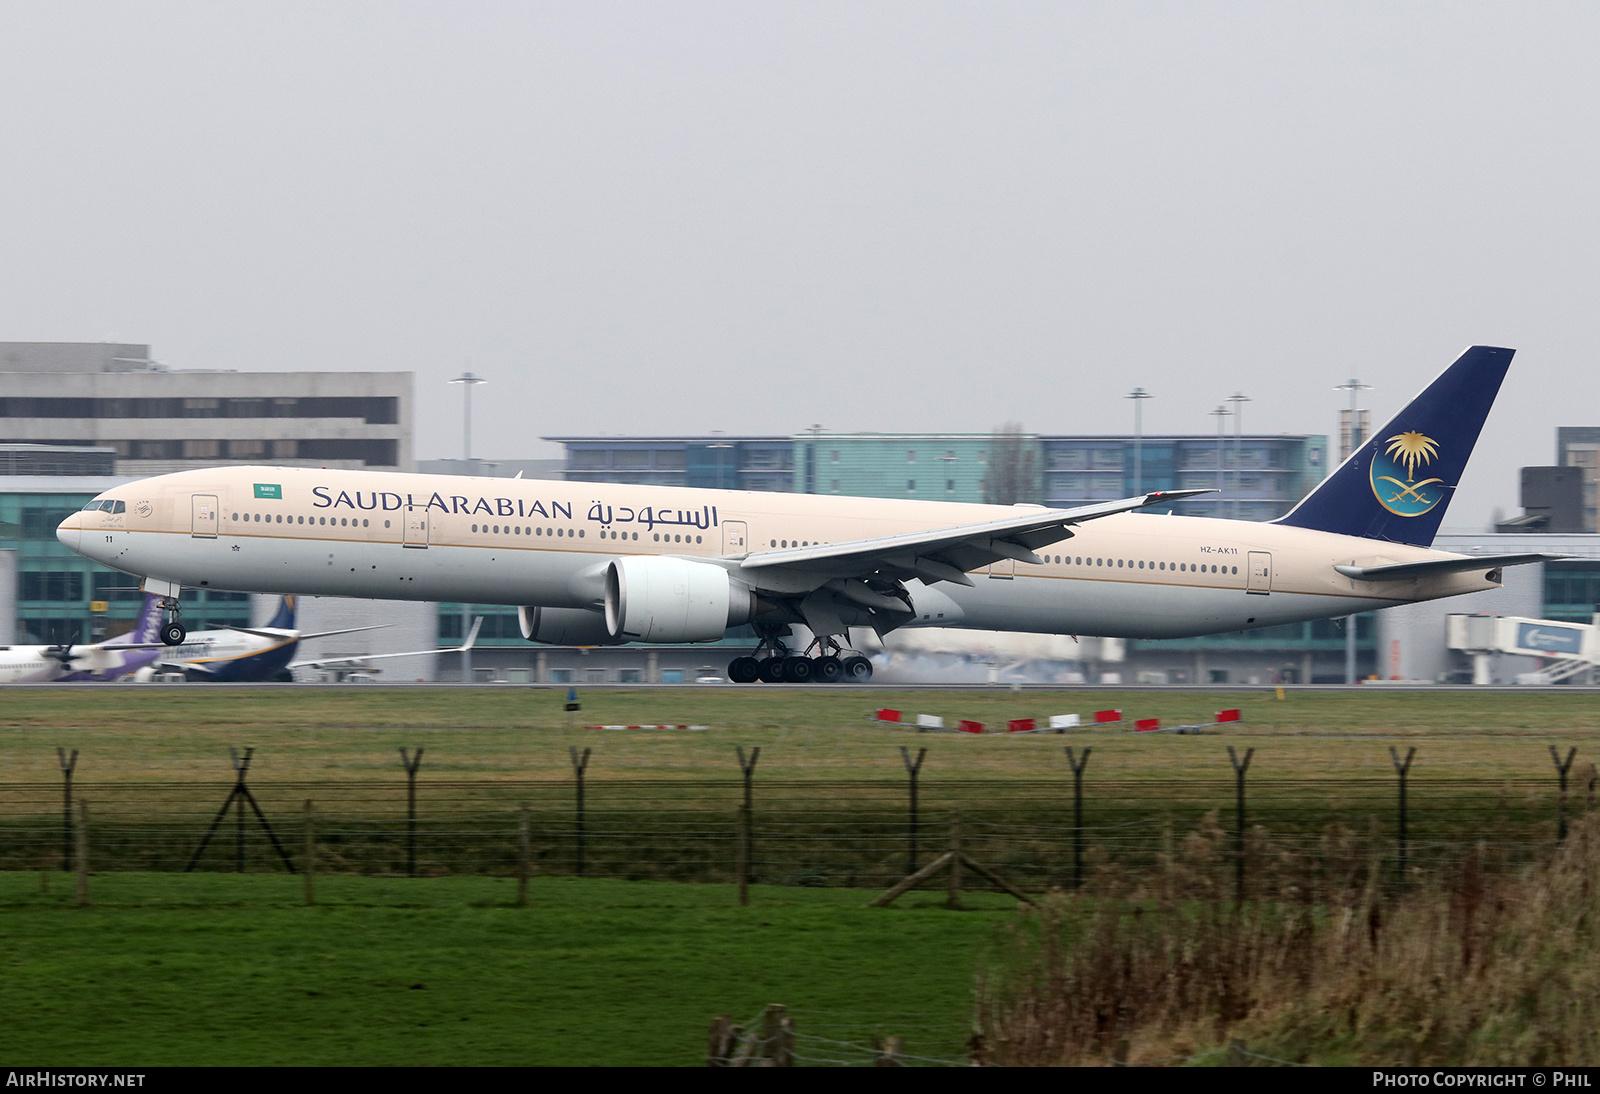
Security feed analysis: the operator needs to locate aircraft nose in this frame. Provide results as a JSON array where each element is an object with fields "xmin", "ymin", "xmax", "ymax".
[{"xmin": 56, "ymin": 515, "xmax": 81, "ymax": 553}]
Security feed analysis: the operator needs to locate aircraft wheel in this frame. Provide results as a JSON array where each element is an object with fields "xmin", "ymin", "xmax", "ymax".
[
  {"xmin": 728, "ymin": 656, "xmax": 760, "ymax": 683},
  {"xmin": 757, "ymin": 657, "xmax": 787, "ymax": 684},
  {"xmin": 812, "ymin": 656, "xmax": 843, "ymax": 683},
  {"xmin": 161, "ymin": 622, "xmax": 187, "ymax": 647},
  {"xmin": 782, "ymin": 657, "xmax": 813, "ymax": 683},
  {"xmin": 842, "ymin": 655, "xmax": 873, "ymax": 682}
]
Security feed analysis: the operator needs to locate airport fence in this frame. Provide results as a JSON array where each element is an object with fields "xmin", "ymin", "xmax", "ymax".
[{"xmin": 0, "ymin": 745, "xmax": 1595, "ymax": 899}]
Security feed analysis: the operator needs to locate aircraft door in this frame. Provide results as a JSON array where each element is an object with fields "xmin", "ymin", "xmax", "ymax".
[
  {"xmin": 1247, "ymin": 551, "xmax": 1272, "ymax": 595},
  {"xmin": 403, "ymin": 505, "xmax": 429, "ymax": 548},
  {"xmin": 722, "ymin": 520, "xmax": 748, "ymax": 554},
  {"xmin": 191, "ymin": 495, "xmax": 219, "ymax": 538}
]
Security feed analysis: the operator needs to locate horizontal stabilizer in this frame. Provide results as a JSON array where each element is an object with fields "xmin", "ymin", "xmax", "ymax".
[{"xmin": 1334, "ymin": 553, "xmax": 1564, "ymax": 582}]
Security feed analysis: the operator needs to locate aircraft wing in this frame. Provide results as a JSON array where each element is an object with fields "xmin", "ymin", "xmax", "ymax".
[
  {"xmin": 1334, "ymin": 553, "xmax": 1567, "ymax": 582},
  {"xmin": 289, "ymin": 617, "xmax": 482, "ymax": 671},
  {"xmin": 220, "ymin": 623, "xmax": 392, "ymax": 641},
  {"xmin": 737, "ymin": 489, "xmax": 1213, "ymax": 587}
]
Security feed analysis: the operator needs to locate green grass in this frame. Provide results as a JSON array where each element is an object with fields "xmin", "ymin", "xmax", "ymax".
[{"xmin": 0, "ymin": 871, "xmax": 1013, "ymax": 1066}]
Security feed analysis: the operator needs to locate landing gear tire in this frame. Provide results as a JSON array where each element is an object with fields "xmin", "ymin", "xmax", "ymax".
[
  {"xmin": 728, "ymin": 656, "xmax": 761, "ymax": 684},
  {"xmin": 812, "ymin": 656, "xmax": 843, "ymax": 683},
  {"xmin": 161, "ymin": 622, "xmax": 187, "ymax": 647},
  {"xmin": 842, "ymin": 655, "xmax": 873, "ymax": 682},
  {"xmin": 782, "ymin": 657, "xmax": 813, "ymax": 684},
  {"xmin": 758, "ymin": 658, "xmax": 787, "ymax": 684}
]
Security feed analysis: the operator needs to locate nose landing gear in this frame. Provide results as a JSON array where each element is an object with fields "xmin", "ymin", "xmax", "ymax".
[{"xmin": 160, "ymin": 597, "xmax": 186, "ymax": 646}]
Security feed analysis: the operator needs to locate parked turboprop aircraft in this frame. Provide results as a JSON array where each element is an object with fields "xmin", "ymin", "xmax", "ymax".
[
  {"xmin": 0, "ymin": 594, "xmax": 164, "ymax": 683},
  {"xmin": 57, "ymin": 346, "xmax": 1557, "ymax": 683},
  {"xmin": 138, "ymin": 594, "xmax": 482, "ymax": 682}
]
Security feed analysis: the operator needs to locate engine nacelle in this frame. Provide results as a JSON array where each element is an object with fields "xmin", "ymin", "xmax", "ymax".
[
  {"xmin": 604, "ymin": 556, "xmax": 756, "ymax": 643},
  {"xmin": 519, "ymin": 605, "xmax": 622, "ymax": 646}
]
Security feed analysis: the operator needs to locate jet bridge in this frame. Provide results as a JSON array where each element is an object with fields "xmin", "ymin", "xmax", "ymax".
[{"xmin": 1446, "ymin": 612, "xmax": 1600, "ymax": 685}]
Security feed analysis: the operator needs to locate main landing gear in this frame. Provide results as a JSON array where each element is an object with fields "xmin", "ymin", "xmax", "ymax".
[
  {"xmin": 726, "ymin": 634, "xmax": 873, "ymax": 684},
  {"xmin": 160, "ymin": 597, "xmax": 186, "ymax": 646}
]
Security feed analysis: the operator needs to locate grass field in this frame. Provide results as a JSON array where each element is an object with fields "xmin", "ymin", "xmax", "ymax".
[
  {"xmin": 2, "ymin": 687, "xmax": 1598, "ymax": 1065},
  {"xmin": 2, "ymin": 687, "xmax": 1597, "ymax": 883},
  {"xmin": 0, "ymin": 872, "xmax": 1011, "ymax": 1066},
  {"xmin": 2, "ymin": 686, "xmax": 1597, "ymax": 783}
]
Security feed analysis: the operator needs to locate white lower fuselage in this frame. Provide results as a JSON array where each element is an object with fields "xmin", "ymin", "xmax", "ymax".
[{"xmin": 58, "ymin": 466, "xmax": 1501, "ymax": 642}]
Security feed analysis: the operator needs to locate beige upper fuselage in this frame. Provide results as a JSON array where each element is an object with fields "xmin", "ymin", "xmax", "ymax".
[{"xmin": 57, "ymin": 465, "xmax": 1501, "ymax": 641}]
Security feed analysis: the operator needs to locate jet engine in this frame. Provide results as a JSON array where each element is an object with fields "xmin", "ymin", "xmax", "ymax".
[
  {"xmin": 519, "ymin": 605, "xmax": 622, "ymax": 646},
  {"xmin": 604, "ymin": 556, "xmax": 757, "ymax": 643}
]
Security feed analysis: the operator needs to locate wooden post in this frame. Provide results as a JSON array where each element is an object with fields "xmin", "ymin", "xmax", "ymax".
[
  {"xmin": 1551, "ymin": 746, "xmax": 1577, "ymax": 842},
  {"xmin": 946, "ymin": 810, "xmax": 963, "ymax": 910},
  {"xmin": 569, "ymin": 746, "xmax": 590, "ymax": 876},
  {"xmin": 760, "ymin": 1004, "xmax": 792, "ymax": 1067},
  {"xmin": 1066, "ymin": 747, "xmax": 1091, "ymax": 890},
  {"xmin": 900, "ymin": 746, "xmax": 926, "ymax": 875},
  {"xmin": 1227, "ymin": 745, "xmax": 1254, "ymax": 905},
  {"xmin": 400, "ymin": 748, "xmax": 424, "ymax": 878},
  {"xmin": 736, "ymin": 746, "xmax": 759, "ymax": 905},
  {"xmin": 303, "ymin": 799, "xmax": 315, "ymax": 907},
  {"xmin": 75, "ymin": 799, "xmax": 89, "ymax": 907},
  {"xmin": 57, "ymin": 747, "xmax": 78, "ymax": 873},
  {"xmin": 517, "ymin": 802, "xmax": 531, "ymax": 907},
  {"xmin": 1390, "ymin": 746, "xmax": 1416, "ymax": 888},
  {"xmin": 706, "ymin": 1014, "xmax": 737, "ymax": 1066},
  {"xmin": 874, "ymin": 1035, "xmax": 903, "ymax": 1067}
]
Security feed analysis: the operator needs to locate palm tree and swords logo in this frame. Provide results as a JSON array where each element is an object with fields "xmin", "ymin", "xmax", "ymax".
[{"xmin": 1370, "ymin": 429, "xmax": 1446, "ymax": 517}]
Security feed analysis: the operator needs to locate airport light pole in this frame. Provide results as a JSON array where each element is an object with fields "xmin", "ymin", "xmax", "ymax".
[
  {"xmin": 449, "ymin": 371, "xmax": 488, "ymax": 684},
  {"xmin": 1210, "ymin": 405, "xmax": 1230, "ymax": 519},
  {"xmin": 1333, "ymin": 378, "xmax": 1371, "ymax": 684},
  {"xmin": 1226, "ymin": 392, "xmax": 1251, "ymax": 520},
  {"xmin": 1126, "ymin": 388, "xmax": 1152, "ymax": 495}
]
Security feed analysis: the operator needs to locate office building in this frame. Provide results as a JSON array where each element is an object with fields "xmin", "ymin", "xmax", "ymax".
[{"xmin": 0, "ymin": 342, "xmax": 413, "ymax": 474}]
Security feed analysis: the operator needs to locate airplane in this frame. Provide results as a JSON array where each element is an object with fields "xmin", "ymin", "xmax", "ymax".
[
  {"xmin": 0, "ymin": 594, "xmax": 165, "ymax": 683},
  {"xmin": 134, "ymin": 594, "xmax": 483, "ymax": 682},
  {"xmin": 55, "ymin": 345, "xmax": 1560, "ymax": 684}
]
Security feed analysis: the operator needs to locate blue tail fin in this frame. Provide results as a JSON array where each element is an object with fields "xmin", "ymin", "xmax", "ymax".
[
  {"xmin": 266, "ymin": 595, "xmax": 297, "ymax": 630},
  {"xmin": 1274, "ymin": 345, "xmax": 1514, "ymax": 547}
]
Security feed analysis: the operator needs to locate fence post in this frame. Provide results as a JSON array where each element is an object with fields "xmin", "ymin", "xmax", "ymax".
[
  {"xmin": 1390, "ymin": 746, "xmax": 1416, "ymax": 888},
  {"xmin": 1551, "ymin": 746, "xmax": 1577, "ymax": 842},
  {"xmin": 57, "ymin": 748, "xmax": 78, "ymax": 873},
  {"xmin": 75, "ymin": 799, "xmax": 89, "ymax": 907},
  {"xmin": 900, "ymin": 746, "xmax": 926, "ymax": 874},
  {"xmin": 569, "ymin": 746, "xmax": 591, "ymax": 876},
  {"xmin": 517, "ymin": 802, "xmax": 531, "ymax": 907},
  {"xmin": 233, "ymin": 747, "xmax": 248, "ymax": 872},
  {"xmin": 1227, "ymin": 745, "xmax": 1254, "ymax": 905},
  {"xmin": 735, "ymin": 747, "xmax": 759, "ymax": 905},
  {"xmin": 303, "ymin": 799, "xmax": 315, "ymax": 906},
  {"xmin": 1066, "ymin": 747, "xmax": 1091, "ymax": 890},
  {"xmin": 399, "ymin": 748, "xmax": 424, "ymax": 878}
]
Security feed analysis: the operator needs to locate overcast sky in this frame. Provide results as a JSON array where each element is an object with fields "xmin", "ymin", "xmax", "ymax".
[{"xmin": 2, "ymin": 2, "xmax": 1597, "ymax": 529}]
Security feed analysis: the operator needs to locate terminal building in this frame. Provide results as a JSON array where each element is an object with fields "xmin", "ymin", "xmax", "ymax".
[{"xmin": 0, "ymin": 344, "xmax": 431, "ymax": 665}]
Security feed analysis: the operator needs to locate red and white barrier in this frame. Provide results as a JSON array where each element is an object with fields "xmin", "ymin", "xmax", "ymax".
[{"xmin": 1093, "ymin": 709, "xmax": 1123, "ymax": 724}]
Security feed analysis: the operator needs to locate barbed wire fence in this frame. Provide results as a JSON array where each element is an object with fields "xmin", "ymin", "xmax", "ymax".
[{"xmin": 0, "ymin": 742, "xmax": 1594, "ymax": 898}]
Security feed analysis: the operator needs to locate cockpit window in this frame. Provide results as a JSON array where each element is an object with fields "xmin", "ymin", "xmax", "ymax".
[
  {"xmin": 82, "ymin": 500, "xmax": 107, "ymax": 511},
  {"xmin": 111, "ymin": 501, "xmax": 125, "ymax": 514}
]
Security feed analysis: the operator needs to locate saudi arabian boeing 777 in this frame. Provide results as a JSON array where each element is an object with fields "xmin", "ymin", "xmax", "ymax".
[{"xmin": 57, "ymin": 346, "xmax": 1557, "ymax": 683}]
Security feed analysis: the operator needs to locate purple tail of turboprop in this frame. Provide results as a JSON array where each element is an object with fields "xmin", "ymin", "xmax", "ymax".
[{"xmin": 103, "ymin": 594, "xmax": 166, "ymax": 646}]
